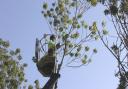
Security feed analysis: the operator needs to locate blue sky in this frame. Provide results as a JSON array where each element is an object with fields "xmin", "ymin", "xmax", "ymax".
[{"xmin": 0, "ymin": 0, "xmax": 119, "ymax": 89}]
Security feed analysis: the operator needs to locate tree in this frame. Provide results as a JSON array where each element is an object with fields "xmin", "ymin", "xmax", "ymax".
[
  {"xmin": 0, "ymin": 38, "xmax": 27, "ymax": 89},
  {"xmin": 33, "ymin": 0, "xmax": 99, "ymax": 89},
  {"xmin": 96, "ymin": 0, "xmax": 128, "ymax": 89}
]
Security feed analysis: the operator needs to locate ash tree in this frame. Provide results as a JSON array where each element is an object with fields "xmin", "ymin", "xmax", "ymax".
[
  {"xmin": 0, "ymin": 38, "xmax": 27, "ymax": 89},
  {"xmin": 95, "ymin": 0, "xmax": 128, "ymax": 89},
  {"xmin": 33, "ymin": 0, "xmax": 99, "ymax": 89}
]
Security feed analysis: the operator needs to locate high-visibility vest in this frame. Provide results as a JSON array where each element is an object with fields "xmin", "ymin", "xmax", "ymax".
[{"xmin": 48, "ymin": 40, "xmax": 55, "ymax": 49}]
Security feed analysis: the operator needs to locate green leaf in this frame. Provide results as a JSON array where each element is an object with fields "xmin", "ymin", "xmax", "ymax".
[
  {"xmin": 52, "ymin": 3, "xmax": 55, "ymax": 7},
  {"xmin": 10, "ymin": 50, "xmax": 15, "ymax": 56},
  {"xmin": 85, "ymin": 46, "xmax": 90, "ymax": 51},
  {"xmin": 59, "ymin": 27, "xmax": 63, "ymax": 32},
  {"xmin": 15, "ymin": 48, "xmax": 20, "ymax": 54},
  {"xmin": 77, "ymin": 45, "xmax": 82, "ymax": 52},
  {"xmin": 110, "ymin": 5, "xmax": 118, "ymax": 15},
  {"xmin": 82, "ymin": 58, "xmax": 87, "ymax": 64},
  {"xmin": 94, "ymin": 35, "xmax": 99, "ymax": 40},
  {"xmin": 75, "ymin": 52, "xmax": 80, "ymax": 57},
  {"xmin": 17, "ymin": 55, "xmax": 22, "ymax": 60},
  {"xmin": 104, "ymin": 9, "xmax": 110, "ymax": 15},
  {"xmin": 43, "ymin": 3, "xmax": 48, "ymax": 9},
  {"xmin": 43, "ymin": 13, "xmax": 48, "ymax": 18},
  {"xmin": 102, "ymin": 29, "xmax": 108, "ymax": 35},
  {"xmin": 77, "ymin": 24, "xmax": 81, "ymax": 29},
  {"xmin": 77, "ymin": 14, "xmax": 82, "ymax": 19},
  {"xmin": 67, "ymin": 19, "xmax": 73, "ymax": 24},
  {"xmin": 34, "ymin": 80, "xmax": 39, "ymax": 84},
  {"xmin": 91, "ymin": 22, "xmax": 97, "ymax": 33},
  {"xmin": 84, "ymin": 54, "xmax": 87, "ymax": 59},
  {"xmin": 68, "ymin": 43, "xmax": 73, "ymax": 48},
  {"xmin": 69, "ymin": 53, "xmax": 74, "ymax": 57},
  {"xmin": 0, "ymin": 38, "xmax": 10, "ymax": 48},
  {"xmin": 81, "ymin": 54, "xmax": 88, "ymax": 64},
  {"xmin": 28, "ymin": 85, "xmax": 33, "ymax": 89},
  {"xmin": 111, "ymin": 44, "xmax": 118, "ymax": 51},
  {"xmin": 90, "ymin": 0, "xmax": 97, "ymax": 6},
  {"xmin": 71, "ymin": 32, "xmax": 79, "ymax": 39},
  {"xmin": 93, "ymin": 48, "xmax": 97, "ymax": 53},
  {"xmin": 81, "ymin": 21, "xmax": 88, "ymax": 29},
  {"xmin": 70, "ymin": 2, "xmax": 75, "ymax": 7},
  {"xmin": 23, "ymin": 63, "xmax": 27, "ymax": 67}
]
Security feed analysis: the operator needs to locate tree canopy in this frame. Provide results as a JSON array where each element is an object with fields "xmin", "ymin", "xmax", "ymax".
[
  {"xmin": 0, "ymin": 38, "xmax": 27, "ymax": 89},
  {"xmin": 1, "ymin": 0, "xmax": 128, "ymax": 89}
]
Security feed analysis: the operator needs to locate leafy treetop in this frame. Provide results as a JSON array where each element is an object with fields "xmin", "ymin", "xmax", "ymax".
[
  {"xmin": 41, "ymin": 0, "xmax": 99, "ymax": 68},
  {"xmin": 0, "ymin": 38, "xmax": 27, "ymax": 89}
]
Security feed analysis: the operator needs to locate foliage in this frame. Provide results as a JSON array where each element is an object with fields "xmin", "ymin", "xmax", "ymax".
[
  {"xmin": 97, "ymin": 0, "xmax": 128, "ymax": 88},
  {"xmin": 0, "ymin": 38, "xmax": 27, "ymax": 89},
  {"xmin": 117, "ymin": 73, "xmax": 127, "ymax": 89},
  {"xmin": 87, "ymin": 0, "xmax": 98, "ymax": 6},
  {"xmin": 41, "ymin": 0, "xmax": 99, "ymax": 69},
  {"xmin": 28, "ymin": 80, "xmax": 40, "ymax": 89},
  {"xmin": 33, "ymin": 0, "xmax": 102, "ymax": 88}
]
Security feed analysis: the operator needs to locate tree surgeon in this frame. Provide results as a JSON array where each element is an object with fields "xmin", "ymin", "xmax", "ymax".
[{"xmin": 33, "ymin": 34, "xmax": 60, "ymax": 89}]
